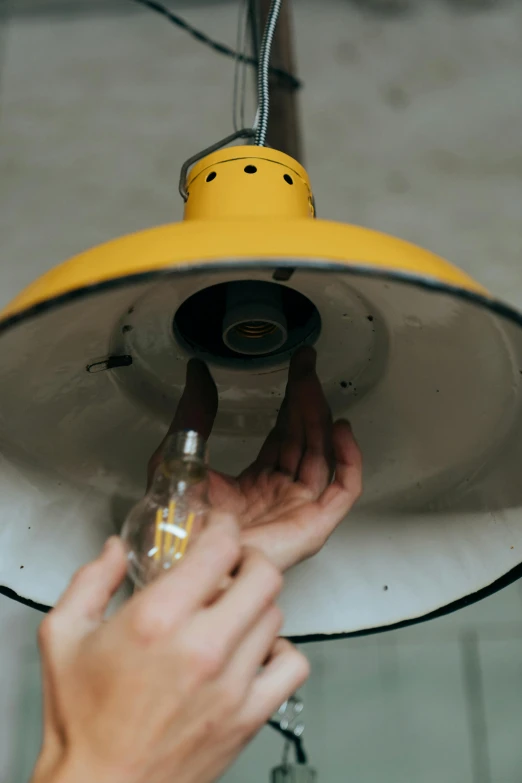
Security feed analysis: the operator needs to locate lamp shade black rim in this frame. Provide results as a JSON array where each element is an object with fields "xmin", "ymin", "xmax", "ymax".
[
  {"xmin": 3, "ymin": 557, "xmax": 522, "ymax": 642},
  {"xmin": 1, "ymin": 258, "xmax": 522, "ymax": 637}
]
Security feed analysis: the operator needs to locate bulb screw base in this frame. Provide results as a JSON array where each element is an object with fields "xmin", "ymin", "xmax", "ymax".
[{"xmin": 167, "ymin": 430, "xmax": 207, "ymax": 462}]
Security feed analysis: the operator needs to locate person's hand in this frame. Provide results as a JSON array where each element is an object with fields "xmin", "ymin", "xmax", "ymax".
[
  {"xmin": 149, "ymin": 347, "xmax": 362, "ymax": 571},
  {"xmin": 31, "ymin": 515, "xmax": 309, "ymax": 783}
]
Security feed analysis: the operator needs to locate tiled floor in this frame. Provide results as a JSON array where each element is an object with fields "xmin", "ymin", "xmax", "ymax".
[{"xmin": 1, "ymin": 1, "xmax": 522, "ymax": 781}]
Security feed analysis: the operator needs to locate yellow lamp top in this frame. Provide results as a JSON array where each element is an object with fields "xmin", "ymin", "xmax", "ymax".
[
  {"xmin": 0, "ymin": 142, "xmax": 521, "ymax": 640},
  {"xmin": 1, "ymin": 145, "xmax": 485, "ymax": 323}
]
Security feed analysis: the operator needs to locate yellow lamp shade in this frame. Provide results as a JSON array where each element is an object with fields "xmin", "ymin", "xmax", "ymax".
[{"xmin": 1, "ymin": 145, "xmax": 522, "ymax": 639}]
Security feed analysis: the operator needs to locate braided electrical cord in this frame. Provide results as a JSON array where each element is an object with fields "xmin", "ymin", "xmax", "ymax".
[{"xmin": 254, "ymin": 0, "xmax": 283, "ymax": 146}]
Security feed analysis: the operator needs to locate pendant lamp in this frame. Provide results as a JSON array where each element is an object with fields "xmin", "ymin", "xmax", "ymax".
[{"xmin": 1, "ymin": 135, "xmax": 522, "ymax": 640}]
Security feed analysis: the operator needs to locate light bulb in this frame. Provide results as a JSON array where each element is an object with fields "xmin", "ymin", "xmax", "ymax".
[{"xmin": 121, "ymin": 430, "xmax": 209, "ymax": 588}]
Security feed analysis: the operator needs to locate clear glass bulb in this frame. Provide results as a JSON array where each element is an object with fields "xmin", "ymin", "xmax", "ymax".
[{"xmin": 121, "ymin": 430, "xmax": 209, "ymax": 588}]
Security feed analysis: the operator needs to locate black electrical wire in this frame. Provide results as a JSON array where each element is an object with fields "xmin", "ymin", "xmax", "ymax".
[
  {"xmin": 248, "ymin": 0, "xmax": 262, "ymax": 62},
  {"xmin": 232, "ymin": 0, "xmax": 250, "ymax": 132},
  {"xmin": 130, "ymin": 0, "xmax": 301, "ymax": 90},
  {"xmin": 268, "ymin": 720, "xmax": 308, "ymax": 765}
]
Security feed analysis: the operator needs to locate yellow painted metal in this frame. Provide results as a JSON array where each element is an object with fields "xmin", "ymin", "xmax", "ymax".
[
  {"xmin": 184, "ymin": 146, "xmax": 314, "ymax": 220},
  {"xmin": 1, "ymin": 146, "xmax": 488, "ymax": 321}
]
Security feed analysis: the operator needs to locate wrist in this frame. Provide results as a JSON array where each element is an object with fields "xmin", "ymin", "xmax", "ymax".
[
  {"xmin": 30, "ymin": 746, "xmax": 63, "ymax": 783},
  {"xmin": 33, "ymin": 752, "xmax": 131, "ymax": 783}
]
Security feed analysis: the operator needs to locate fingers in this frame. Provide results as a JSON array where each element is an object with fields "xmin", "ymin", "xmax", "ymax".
[
  {"xmin": 296, "ymin": 414, "xmax": 333, "ymax": 498},
  {"xmin": 318, "ymin": 419, "xmax": 362, "ymax": 517},
  {"xmin": 239, "ymin": 640, "xmax": 310, "ymax": 728},
  {"xmin": 241, "ymin": 423, "xmax": 361, "ymax": 570},
  {"xmin": 277, "ymin": 350, "xmax": 311, "ymax": 477},
  {"xmin": 124, "ymin": 512, "xmax": 241, "ymax": 641},
  {"xmin": 52, "ymin": 536, "xmax": 127, "ymax": 625},
  {"xmin": 37, "ymin": 633, "xmax": 65, "ymax": 758},
  {"xmin": 245, "ymin": 348, "xmax": 333, "ymax": 492},
  {"xmin": 288, "ymin": 344, "xmax": 316, "ymax": 379},
  {"xmin": 286, "ymin": 348, "xmax": 333, "ymax": 494},
  {"xmin": 147, "ymin": 359, "xmax": 218, "ymax": 485},
  {"xmin": 167, "ymin": 359, "xmax": 218, "ymax": 440},
  {"xmin": 190, "ymin": 549, "xmax": 283, "ymax": 657},
  {"xmin": 241, "ymin": 393, "xmax": 292, "ymax": 482},
  {"xmin": 223, "ymin": 605, "xmax": 284, "ymax": 689},
  {"xmin": 246, "ymin": 352, "xmax": 314, "ymax": 480},
  {"xmin": 247, "ymin": 425, "xmax": 280, "ymax": 476}
]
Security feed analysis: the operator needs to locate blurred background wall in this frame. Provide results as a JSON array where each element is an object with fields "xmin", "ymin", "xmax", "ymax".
[{"xmin": 1, "ymin": 1, "xmax": 521, "ymax": 781}]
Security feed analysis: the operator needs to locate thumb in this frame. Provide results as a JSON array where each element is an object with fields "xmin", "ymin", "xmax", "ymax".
[
  {"xmin": 167, "ymin": 358, "xmax": 218, "ymax": 441},
  {"xmin": 147, "ymin": 358, "xmax": 218, "ymax": 487},
  {"xmin": 54, "ymin": 537, "xmax": 127, "ymax": 626}
]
